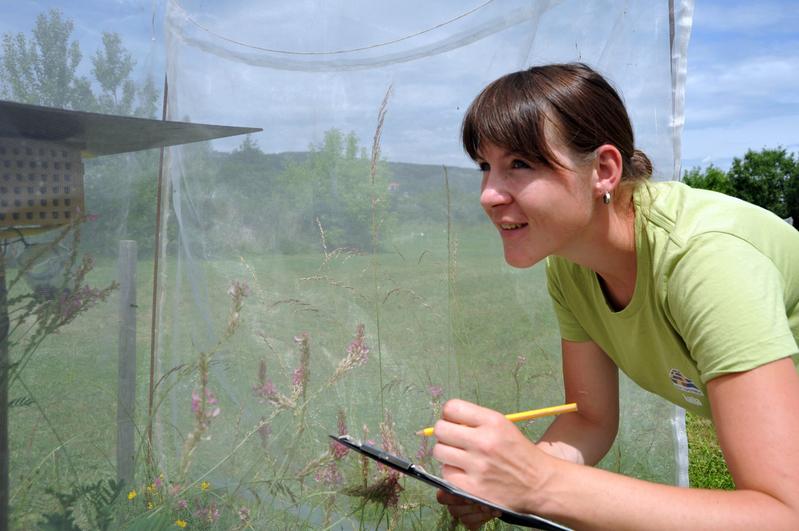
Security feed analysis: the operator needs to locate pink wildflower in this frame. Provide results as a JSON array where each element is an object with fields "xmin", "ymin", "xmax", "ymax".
[
  {"xmin": 238, "ymin": 507, "xmax": 251, "ymax": 522},
  {"xmin": 329, "ymin": 324, "xmax": 371, "ymax": 384},
  {"xmin": 345, "ymin": 324, "xmax": 370, "ymax": 365},
  {"xmin": 428, "ymin": 385, "xmax": 444, "ymax": 400},
  {"xmin": 416, "ymin": 436, "xmax": 432, "ymax": 462},
  {"xmin": 194, "ymin": 502, "xmax": 220, "ymax": 523},
  {"xmin": 292, "ymin": 366, "xmax": 305, "ymax": 387},
  {"xmin": 314, "ymin": 462, "xmax": 343, "ymax": 486},
  {"xmin": 330, "ymin": 410, "xmax": 349, "ymax": 459},
  {"xmin": 191, "ymin": 388, "xmax": 221, "ymax": 430},
  {"xmin": 191, "ymin": 390, "xmax": 201, "ymax": 414}
]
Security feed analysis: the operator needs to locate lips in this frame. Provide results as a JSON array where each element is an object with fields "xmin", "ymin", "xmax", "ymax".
[{"xmin": 498, "ymin": 222, "xmax": 528, "ymax": 230}]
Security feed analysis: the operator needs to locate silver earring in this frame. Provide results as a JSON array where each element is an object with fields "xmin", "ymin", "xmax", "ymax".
[{"xmin": 602, "ymin": 191, "xmax": 611, "ymax": 205}]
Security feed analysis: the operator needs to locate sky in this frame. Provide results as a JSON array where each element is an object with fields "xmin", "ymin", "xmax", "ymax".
[
  {"xmin": 681, "ymin": 0, "xmax": 799, "ymax": 170},
  {"xmin": 1, "ymin": 0, "xmax": 797, "ymax": 174}
]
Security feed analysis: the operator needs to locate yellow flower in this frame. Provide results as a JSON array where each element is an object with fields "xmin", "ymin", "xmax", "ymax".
[
  {"xmin": 146, "ymin": 483, "xmax": 156, "ymax": 493},
  {"xmin": 200, "ymin": 481, "xmax": 210, "ymax": 491},
  {"xmin": 175, "ymin": 519, "xmax": 188, "ymax": 528},
  {"xmin": 147, "ymin": 502, "xmax": 154, "ymax": 510},
  {"xmin": 127, "ymin": 489, "xmax": 137, "ymax": 501}
]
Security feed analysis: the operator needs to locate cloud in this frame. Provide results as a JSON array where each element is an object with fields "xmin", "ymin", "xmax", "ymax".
[
  {"xmin": 682, "ymin": 112, "xmax": 799, "ymax": 169},
  {"xmin": 681, "ymin": 0, "xmax": 799, "ymax": 166},
  {"xmin": 692, "ymin": 0, "xmax": 799, "ymax": 33}
]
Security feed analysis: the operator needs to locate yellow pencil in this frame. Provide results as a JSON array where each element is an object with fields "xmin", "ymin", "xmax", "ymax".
[{"xmin": 415, "ymin": 402, "xmax": 578, "ymax": 437}]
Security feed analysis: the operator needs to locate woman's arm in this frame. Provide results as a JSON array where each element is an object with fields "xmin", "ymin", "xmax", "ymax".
[
  {"xmin": 436, "ymin": 338, "xmax": 619, "ymax": 527},
  {"xmin": 536, "ymin": 339, "xmax": 619, "ymax": 465},
  {"xmin": 434, "ymin": 357, "xmax": 799, "ymax": 530}
]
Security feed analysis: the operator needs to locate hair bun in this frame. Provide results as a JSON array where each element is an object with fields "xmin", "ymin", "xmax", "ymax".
[{"xmin": 631, "ymin": 149, "xmax": 653, "ymax": 179}]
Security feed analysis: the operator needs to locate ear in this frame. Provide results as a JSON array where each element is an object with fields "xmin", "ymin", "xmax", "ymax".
[{"xmin": 592, "ymin": 144, "xmax": 623, "ymax": 200}]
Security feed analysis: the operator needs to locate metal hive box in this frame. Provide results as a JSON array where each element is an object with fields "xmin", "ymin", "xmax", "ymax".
[{"xmin": 0, "ymin": 138, "xmax": 84, "ymax": 237}]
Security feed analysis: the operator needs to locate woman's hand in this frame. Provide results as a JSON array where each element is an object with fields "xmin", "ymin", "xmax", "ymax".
[
  {"xmin": 432, "ymin": 399, "xmax": 557, "ymax": 518},
  {"xmin": 436, "ymin": 490, "xmax": 500, "ymax": 530}
]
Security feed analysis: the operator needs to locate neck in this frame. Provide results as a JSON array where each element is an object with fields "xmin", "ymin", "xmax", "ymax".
[{"xmin": 560, "ymin": 189, "xmax": 638, "ymax": 304}]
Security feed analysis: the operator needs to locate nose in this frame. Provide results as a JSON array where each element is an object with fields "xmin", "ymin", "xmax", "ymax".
[{"xmin": 480, "ymin": 172, "xmax": 511, "ymax": 210}]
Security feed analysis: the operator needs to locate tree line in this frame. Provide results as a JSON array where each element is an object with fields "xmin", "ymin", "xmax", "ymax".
[{"xmin": 682, "ymin": 148, "xmax": 799, "ymax": 229}]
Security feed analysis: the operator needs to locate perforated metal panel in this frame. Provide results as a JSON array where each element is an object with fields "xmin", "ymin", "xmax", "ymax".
[{"xmin": 0, "ymin": 138, "xmax": 84, "ymax": 236}]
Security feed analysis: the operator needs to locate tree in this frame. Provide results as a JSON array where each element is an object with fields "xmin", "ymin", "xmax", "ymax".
[
  {"xmin": 682, "ymin": 149, "xmax": 799, "ymax": 230},
  {"xmin": 727, "ymin": 147, "xmax": 797, "ymax": 224},
  {"xmin": 92, "ymin": 32, "xmax": 136, "ymax": 115},
  {"xmin": 273, "ymin": 129, "xmax": 391, "ymax": 252},
  {"xmin": 0, "ymin": 9, "xmax": 93, "ymax": 109},
  {"xmin": 0, "ymin": 8, "xmax": 159, "ymax": 117},
  {"xmin": 682, "ymin": 164, "xmax": 732, "ymax": 195}
]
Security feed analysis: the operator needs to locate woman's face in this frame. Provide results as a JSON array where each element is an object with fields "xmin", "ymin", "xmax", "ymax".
[{"xmin": 477, "ymin": 141, "xmax": 596, "ymax": 268}]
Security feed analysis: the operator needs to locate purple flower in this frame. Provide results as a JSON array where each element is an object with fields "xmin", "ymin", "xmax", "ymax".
[
  {"xmin": 428, "ymin": 385, "xmax": 444, "ymax": 400},
  {"xmin": 191, "ymin": 390, "xmax": 201, "ymax": 414},
  {"xmin": 416, "ymin": 436, "xmax": 432, "ymax": 461},
  {"xmin": 345, "ymin": 324, "xmax": 370, "ymax": 366},
  {"xmin": 191, "ymin": 388, "xmax": 221, "ymax": 419},
  {"xmin": 194, "ymin": 502, "xmax": 220, "ymax": 523},
  {"xmin": 314, "ymin": 462, "xmax": 343, "ymax": 486},
  {"xmin": 253, "ymin": 380, "xmax": 277, "ymax": 400},
  {"xmin": 330, "ymin": 410, "xmax": 350, "ymax": 458},
  {"xmin": 291, "ymin": 367, "xmax": 305, "ymax": 387}
]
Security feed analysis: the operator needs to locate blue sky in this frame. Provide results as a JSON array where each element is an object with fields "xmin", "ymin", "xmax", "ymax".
[
  {"xmin": 1, "ymin": 0, "xmax": 797, "ymax": 173},
  {"xmin": 682, "ymin": 0, "xmax": 799, "ymax": 169}
]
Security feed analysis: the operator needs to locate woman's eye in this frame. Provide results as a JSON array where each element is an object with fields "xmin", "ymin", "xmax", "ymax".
[{"xmin": 511, "ymin": 159, "xmax": 531, "ymax": 169}]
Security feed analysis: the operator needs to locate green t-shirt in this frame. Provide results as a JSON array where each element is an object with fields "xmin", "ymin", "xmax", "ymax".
[{"xmin": 546, "ymin": 181, "xmax": 799, "ymax": 416}]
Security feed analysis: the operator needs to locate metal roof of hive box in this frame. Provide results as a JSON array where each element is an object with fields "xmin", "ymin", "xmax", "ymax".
[{"xmin": 0, "ymin": 100, "xmax": 261, "ymax": 235}]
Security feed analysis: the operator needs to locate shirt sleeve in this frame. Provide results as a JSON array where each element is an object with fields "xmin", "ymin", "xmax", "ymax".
[
  {"xmin": 667, "ymin": 234, "xmax": 798, "ymax": 383},
  {"xmin": 546, "ymin": 257, "xmax": 592, "ymax": 342}
]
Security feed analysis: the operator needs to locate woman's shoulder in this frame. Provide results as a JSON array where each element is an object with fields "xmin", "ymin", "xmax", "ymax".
[{"xmin": 636, "ymin": 180, "xmax": 797, "ymax": 249}]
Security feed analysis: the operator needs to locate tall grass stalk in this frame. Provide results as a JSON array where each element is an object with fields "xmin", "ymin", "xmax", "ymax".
[{"xmin": 369, "ymin": 84, "xmax": 392, "ymax": 415}]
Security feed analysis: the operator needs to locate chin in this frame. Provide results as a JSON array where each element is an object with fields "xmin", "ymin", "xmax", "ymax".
[{"xmin": 503, "ymin": 251, "xmax": 541, "ymax": 269}]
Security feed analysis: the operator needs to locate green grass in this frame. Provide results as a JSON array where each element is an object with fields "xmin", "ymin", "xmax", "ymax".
[{"xmin": 686, "ymin": 413, "xmax": 734, "ymax": 490}]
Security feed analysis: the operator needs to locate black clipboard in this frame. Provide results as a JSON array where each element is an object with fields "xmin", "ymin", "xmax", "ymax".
[{"xmin": 330, "ymin": 434, "xmax": 572, "ymax": 530}]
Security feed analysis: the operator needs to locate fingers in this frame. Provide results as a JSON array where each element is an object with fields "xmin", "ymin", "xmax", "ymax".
[
  {"xmin": 440, "ymin": 399, "xmax": 502, "ymax": 427},
  {"xmin": 432, "ymin": 431, "xmax": 473, "ymax": 469},
  {"xmin": 437, "ymin": 490, "xmax": 500, "ymax": 530},
  {"xmin": 433, "ymin": 399, "xmax": 507, "ymax": 453}
]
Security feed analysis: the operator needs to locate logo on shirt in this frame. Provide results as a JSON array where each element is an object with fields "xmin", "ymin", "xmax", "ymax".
[
  {"xmin": 682, "ymin": 394, "xmax": 703, "ymax": 407},
  {"xmin": 669, "ymin": 368, "xmax": 704, "ymax": 396}
]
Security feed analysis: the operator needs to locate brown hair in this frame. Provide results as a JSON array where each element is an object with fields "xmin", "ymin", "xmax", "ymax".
[{"xmin": 461, "ymin": 63, "xmax": 652, "ymax": 183}]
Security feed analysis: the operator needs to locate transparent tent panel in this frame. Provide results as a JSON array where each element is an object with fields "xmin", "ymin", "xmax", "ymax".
[{"xmin": 4, "ymin": 0, "xmax": 692, "ymax": 528}]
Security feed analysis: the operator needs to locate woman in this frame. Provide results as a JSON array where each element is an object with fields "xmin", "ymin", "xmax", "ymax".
[{"xmin": 433, "ymin": 63, "xmax": 799, "ymax": 529}]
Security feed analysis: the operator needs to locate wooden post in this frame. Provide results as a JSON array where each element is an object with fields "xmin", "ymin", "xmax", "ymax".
[
  {"xmin": 0, "ymin": 254, "xmax": 9, "ymax": 531},
  {"xmin": 117, "ymin": 240, "xmax": 137, "ymax": 488}
]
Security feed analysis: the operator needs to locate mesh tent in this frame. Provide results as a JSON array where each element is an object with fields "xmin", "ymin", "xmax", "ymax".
[{"xmin": 3, "ymin": 0, "xmax": 693, "ymax": 528}]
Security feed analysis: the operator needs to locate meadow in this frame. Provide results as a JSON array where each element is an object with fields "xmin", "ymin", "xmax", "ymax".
[{"xmin": 9, "ymin": 224, "xmax": 689, "ymax": 529}]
